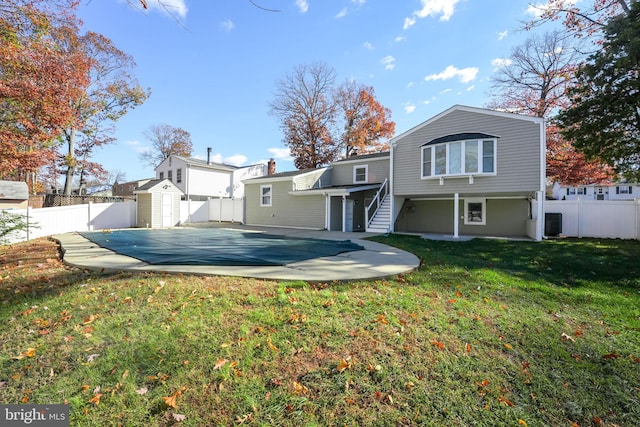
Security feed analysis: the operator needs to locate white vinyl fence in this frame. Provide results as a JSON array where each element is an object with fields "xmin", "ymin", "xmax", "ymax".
[
  {"xmin": 180, "ymin": 198, "xmax": 244, "ymax": 224},
  {"xmin": 545, "ymin": 199, "xmax": 640, "ymax": 239},
  {"xmin": 2, "ymin": 201, "xmax": 137, "ymax": 244}
]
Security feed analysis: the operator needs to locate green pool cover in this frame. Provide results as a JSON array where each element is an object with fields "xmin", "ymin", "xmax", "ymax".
[{"xmin": 80, "ymin": 228, "xmax": 364, "ymax": 266}]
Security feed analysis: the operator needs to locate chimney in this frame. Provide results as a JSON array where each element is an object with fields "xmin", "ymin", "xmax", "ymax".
[
  {"xmin": 207, "ymin": 147, "xmax": 212, "ymax": 165},
  {"xmin": 267, "ymin": 158, "xmax": 276, "ymax": 175}
]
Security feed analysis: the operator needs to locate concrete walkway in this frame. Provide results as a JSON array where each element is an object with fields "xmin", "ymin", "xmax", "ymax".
[{"xmin": 53, "ymin": 224, "xmax": 420, "ymax": 281}]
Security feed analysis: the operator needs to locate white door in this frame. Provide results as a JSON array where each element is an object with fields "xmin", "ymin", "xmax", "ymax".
[
  {"xmin": 345, "ymin": 200, "xmax": 354, "ymax": 232},
  {"xmin": 161, "ymin": 193, "xmax": 173, "ymax": 227}
]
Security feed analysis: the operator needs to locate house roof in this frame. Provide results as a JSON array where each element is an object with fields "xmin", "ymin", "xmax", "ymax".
[
  {"xmin": 423, "ymin": 133, "xmax": 498, "ymax": 146},
  {"xmin": 167, "ymin": 155, "xmax": 265, "ymax": 172},
  {"xmin": 330, "ymin": 152, "xmax": 390, "ymax": 164},
  {"xmin": 390, "ymin": 105, "xmax": 544, "ymax": 145},
  {"xmin": 244, "ymin": 167, "xmax": 329, "ymax": 182},
  {"xmin": 0, "ymin": 180, "xmax": 28, "ymax": 200}
]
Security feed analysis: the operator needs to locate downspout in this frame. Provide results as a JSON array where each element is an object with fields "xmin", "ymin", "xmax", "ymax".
[
  {"xmin": 342, "ymin": 195, "xmax": 347, "ymax": 232},
  {"xmin": 186, "ymin": 163, "xmax": 191, "ymax": 224},
  {"xmin": 539, "ymin": 118, "xmax": 547, "ymax": 241},
  {"xmin": 389, "ymin": 142, "xmax": 395, "ymax": 232},
  {"xmin": 453, "ymin": 193, "xmax": 459, "ymax": 238}
]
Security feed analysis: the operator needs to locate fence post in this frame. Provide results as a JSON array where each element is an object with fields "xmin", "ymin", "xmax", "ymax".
[
  {"xmin": 88, "ymin": 202, "xmax": 92, "ymax": 231},
  {"xmin": 577, "ymin": 197, "xmax": 583, "ymax": 238},
  {"xmin": 26, "ymin": 206, "xmax": 31, "ymax": 241}
]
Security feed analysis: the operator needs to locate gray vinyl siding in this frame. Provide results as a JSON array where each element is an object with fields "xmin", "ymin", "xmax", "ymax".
[
  {"xmin": 136, "ymin": 194, "xmax": 152, "ymax": 227},
  {"xmin": 395, "ymin": 198, "xmax": 529, "ymax": 236},
  {"xmin": 331, "ymin": 158, "xmax": 390, "ymax": 186},
  {"xmin": 294, "ymin": 169, "xmax": 331, "ymax": 190},
  {"xmin": 245, "ymin": 180, "xmax": 326, "ymax": 229},
  {"xmin": 393, "ymin": 109, "xmax": 542, "ymax": 196}
]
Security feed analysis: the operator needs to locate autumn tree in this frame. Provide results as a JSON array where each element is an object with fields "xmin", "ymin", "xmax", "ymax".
[
  {"xmin": 334, "ymin": 80, "xmax": 395, "ymax": 158},
  {"xmin": 487, "ymin": 30, "xmax": 612, "ymax": 185},
  {"xmin": 557, "ymin": 2, "xmax": 640, "ymax": 181},
  {"xmin": 59, "ymin": 31, "xmax": 149, "ymax": 195},
  {"xmin": 0, "ymin": 0, "xmax": 91, "ymax": 192},
  {"xmin": 525, "ymin": 0, "xmax": 634, "ymax": 47},
  {"xmin": 139, "ymin": 124, "xmax": 193, "ymax": 168},
  {"xmin": 270, "ymin": 63, "xmax": 395, "ymax": 169}
]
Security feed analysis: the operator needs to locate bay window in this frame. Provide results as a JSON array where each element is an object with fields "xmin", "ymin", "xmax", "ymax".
[{"xmin": 421, "ymin": 136, "xmax": 497, "ymax": 179}]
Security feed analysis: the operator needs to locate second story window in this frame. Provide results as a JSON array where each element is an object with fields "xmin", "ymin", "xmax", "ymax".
[
  {"xmin": 168, "ymin": 170, "xmax": 173, "ymax": 182},
  {"xmin": 159, "ymin": 172, "xmax": 164, "ymax": 180},
  {"xmin": 421, "ymin": 134, "xmax": 497, "ymax": 179},
  {"xmin": 176, "ymin": 168, "xmax": 182, "ymax": 184},
  {"xmin": 353, "ymin": 165, "xmax": 368, "ymax": 183}
]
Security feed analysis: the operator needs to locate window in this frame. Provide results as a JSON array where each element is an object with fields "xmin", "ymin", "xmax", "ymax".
[
  {"xmin": 159, "ymin": 172, "xmax": 164, "ymax": 180},
  {"xmin": 464, "ymin": 198, "xmax": 486, "ymax": 225},
  {"xmin": 421, "ymin": 138, "xmax": 496, "ymax": 178},
  {"xmin": 168, "ymin": 170, "xmax": 173, "ymax": 182},
  {"xmin": 260, "ymin": 185, "xmax": 272, "ymax": 207},
  {"xmin": 353, "ymin": 165, "xmax": 368, "ymax": 183},
  {"xmin": 567, "ymin": 187, "xmax": 587, "ymax": 195},
  {"xmin": 176, "ymin": 168, "xmax": 182, "ymax": 184},
  {"xmin": 616, "ymin": 186, "xmax": 632, "ymax": 195}
]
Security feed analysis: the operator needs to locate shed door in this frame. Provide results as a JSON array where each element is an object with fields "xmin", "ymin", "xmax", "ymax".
[{"xmin": 161, "ymin": 193, "xmax": 173, "ymax": 227}]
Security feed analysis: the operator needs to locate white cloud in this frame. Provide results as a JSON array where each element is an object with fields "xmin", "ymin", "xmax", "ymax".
[
  {"xmin": 440, "ymin": 88, "xmax": 452, "ymax": 94},
  {"xmin": 491, "ymin": 58, "xmax": 512, "ymax": 70},
  {"xmin": 526, "ymin": 0, "xmax": 579, "ymax": 18},
  {"xmin": 336, "ymin": 7, "xmax": 348, "ymax": 18},
  {"xmin": 424, "ymin": 65, "xmax": 479, "ymax": 83},
  {"xmin": 295, "ymin": 0, "xmax": 309, "ymax": 13},
  {"xmin": 466, "ymin": 85, "xmax": 475, "ymax": 91},
  {"xmin": 395, "ymin": 35, "xmax": 407, "ymax": 43},
  {"xmin": 267, "ymin": 147, "xmax": 293, "ymax": 160},
  {"xmin": 363, "ymin": 41, "xmax": 374, "ymax": 50},
  {"xmin": 352, "ymin": 0, "xmax": 366, "ymax": 5},
  {"xmin": 141, "ymin": 0, "xmax": 188, "ymax": 19},
  {"xmin": 220, "ymin": 19, "xmax": 235, "ymax": 32},
  {"xmin": 381, "ymin": 55, "xmax": 396, "ymax": 70},
  {"xmin": 404, "ymin": 0, "xmax": 460, "ymax": 29},
  {"xmin": 404, "ymin": 103, "xmax": 416, "ymax": 114},
  {"xmin": 225, "ymin": 154, "xmax": 248, "ymax": 167},
  {"xmin": 126, "ymin": 140, "xmax": 150, "ymax": 154},
  {"xmin": 407, "ymin": 81, "xmax": 415, "ymax": 88},
  {"xmin": 497, "ymin": 30, "xmax": 508, "ymax": 40}
]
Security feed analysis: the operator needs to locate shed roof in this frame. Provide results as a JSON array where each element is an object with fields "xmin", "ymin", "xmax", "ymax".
[
  {"xmin": 134, "ymin": 179, "xmax": 183, "ymax": 194},
  {"xmin": 0, "ymin": 180, "xmax": 29, "ymax": 200}
]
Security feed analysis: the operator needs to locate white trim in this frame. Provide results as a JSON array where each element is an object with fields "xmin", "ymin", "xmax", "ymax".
[
  {"xmin": 353, "ymin": 164, "xmax": 368, "ymax": 184},
  {"xmin": 464, "ymin": 198, "xmax": 486, "ymax": 225},
  {"xmin": 330, "ymin": 155, "xmax": 389, "ymax": 166},
  {"xmin": 420, "ymin": 138, "xmax": 497, "ymax": 179},
  {"xmin": 260, "ymin": 184, "xmax": 272, "ymax": 207}
]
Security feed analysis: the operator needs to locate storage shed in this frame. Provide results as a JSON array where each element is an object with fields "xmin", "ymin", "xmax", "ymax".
[
  {"xmin": 0, "ymin": 180, "xmax": 29, "ymax": 209},
  {"xmin": 134, "ymin": 179, "xmax": 183, "ymax": 228}
]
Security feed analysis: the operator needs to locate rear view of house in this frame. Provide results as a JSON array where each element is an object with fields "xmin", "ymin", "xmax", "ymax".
[{"xmin": 391, "ymin": 105, "xmax": 545, "ymax": 240}]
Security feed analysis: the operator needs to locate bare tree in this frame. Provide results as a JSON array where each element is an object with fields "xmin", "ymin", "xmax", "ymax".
[
  {"xmin": 139, "ymin": 124, "xmax": 193, "ymax": 168},
  {"xmin": 269, "ymin": 62, "xmax": 339, "ymax": 169},
  {"xmin": 488, "ymin": 30, "xmax": 581, "ymax": 117}
]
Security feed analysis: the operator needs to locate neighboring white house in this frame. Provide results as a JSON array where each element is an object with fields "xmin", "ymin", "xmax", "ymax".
[
  {"xmin": 155, "ymin": 149, "xmax": 270, "ymax": 200},
  {"xmin": 552, "ymin": 182, "xmax": 639, "ymax": 201}
]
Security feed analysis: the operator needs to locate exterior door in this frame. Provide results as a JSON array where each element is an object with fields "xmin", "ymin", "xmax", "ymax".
[{"xmin": 161, "ymin": 193, "xmax": 173, "ymax": 227}]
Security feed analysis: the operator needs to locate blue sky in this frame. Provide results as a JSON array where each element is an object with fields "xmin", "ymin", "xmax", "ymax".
[{"xmin": 76, "ymin": 0, "xmax": 551, "ymax": 181}]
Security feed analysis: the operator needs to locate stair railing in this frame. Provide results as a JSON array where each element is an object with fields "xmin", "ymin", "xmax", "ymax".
[{"xmin": 366, "ymin": 178, "xmax": 388, "ymax": 229}]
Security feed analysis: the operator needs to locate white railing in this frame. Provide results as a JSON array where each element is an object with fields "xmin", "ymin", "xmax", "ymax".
[{"xmin": 366, "ymin": 178, "xmax": 388, "ymax": 229}]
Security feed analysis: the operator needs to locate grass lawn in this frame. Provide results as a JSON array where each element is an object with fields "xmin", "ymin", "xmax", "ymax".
[{"xmin": 0, "ymin": 235, "xmax": 639, "ymax": 426}]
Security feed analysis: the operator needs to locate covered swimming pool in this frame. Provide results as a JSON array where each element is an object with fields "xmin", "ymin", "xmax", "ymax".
[{"xmin": 79, "ymin": 228, "xmax": 365, "ymax": 266}]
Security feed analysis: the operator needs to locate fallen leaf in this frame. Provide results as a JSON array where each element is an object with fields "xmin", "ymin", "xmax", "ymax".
[
  {"xmin": 292, "ymin": 381, "xmax": 308, "ymax": 396},
  {"xmin": 162, "ymin": 389, "xmax": 183, "ymax": 409},
  {"xmin": 336, "ymin": 358, "xmax": 352, "ymax": 373},
  {"xmin": 213, "ymin": 359, "xmax": 228, "ymax": 370},
  {"xmin": 372, "ymin": 314, "xmax": 388, "ymax": 324},
  {"xmin": 602, "ymin": 353, "xmax": 621, "ymax": 360},
  {"xmin": 135, "ymin": 387, "xmax": 148, "ymax": 395},
  {"xmin": 172, "ymin": 413, "xmax": 186, "ymax": 422},
  {"xmin": 504, "ymin": 343, "xmax": 513, "ymax": 350},
  {"xmin": 465, "ymin": 343, "xmax": 471, "ymax": 353},
  {"xmin": 267, "ymin": 335, "xmax": 279, "ymax": 352},
  {"xmin": 430, "ymin": 339, "xmax": 445, "ymax": 349},
  {"xmin": 89, "ymin": 393, "xmax": 103, "ymax": 405},
  {"xmin": 87, "ymin": 354, "xmax": 100, "ymax": 362},
  {"xmin": 561, "ymin": 332, "xmax": 575, "ymax": 342},
  {"xmin": 518, "ymin": 420, "xmax": 527, "ymax": 426}
]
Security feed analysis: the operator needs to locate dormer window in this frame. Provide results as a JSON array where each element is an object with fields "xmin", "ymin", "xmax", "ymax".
[{"xmin": 421, "ymin": 133, "xmax": 497, "ymax": 179}]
